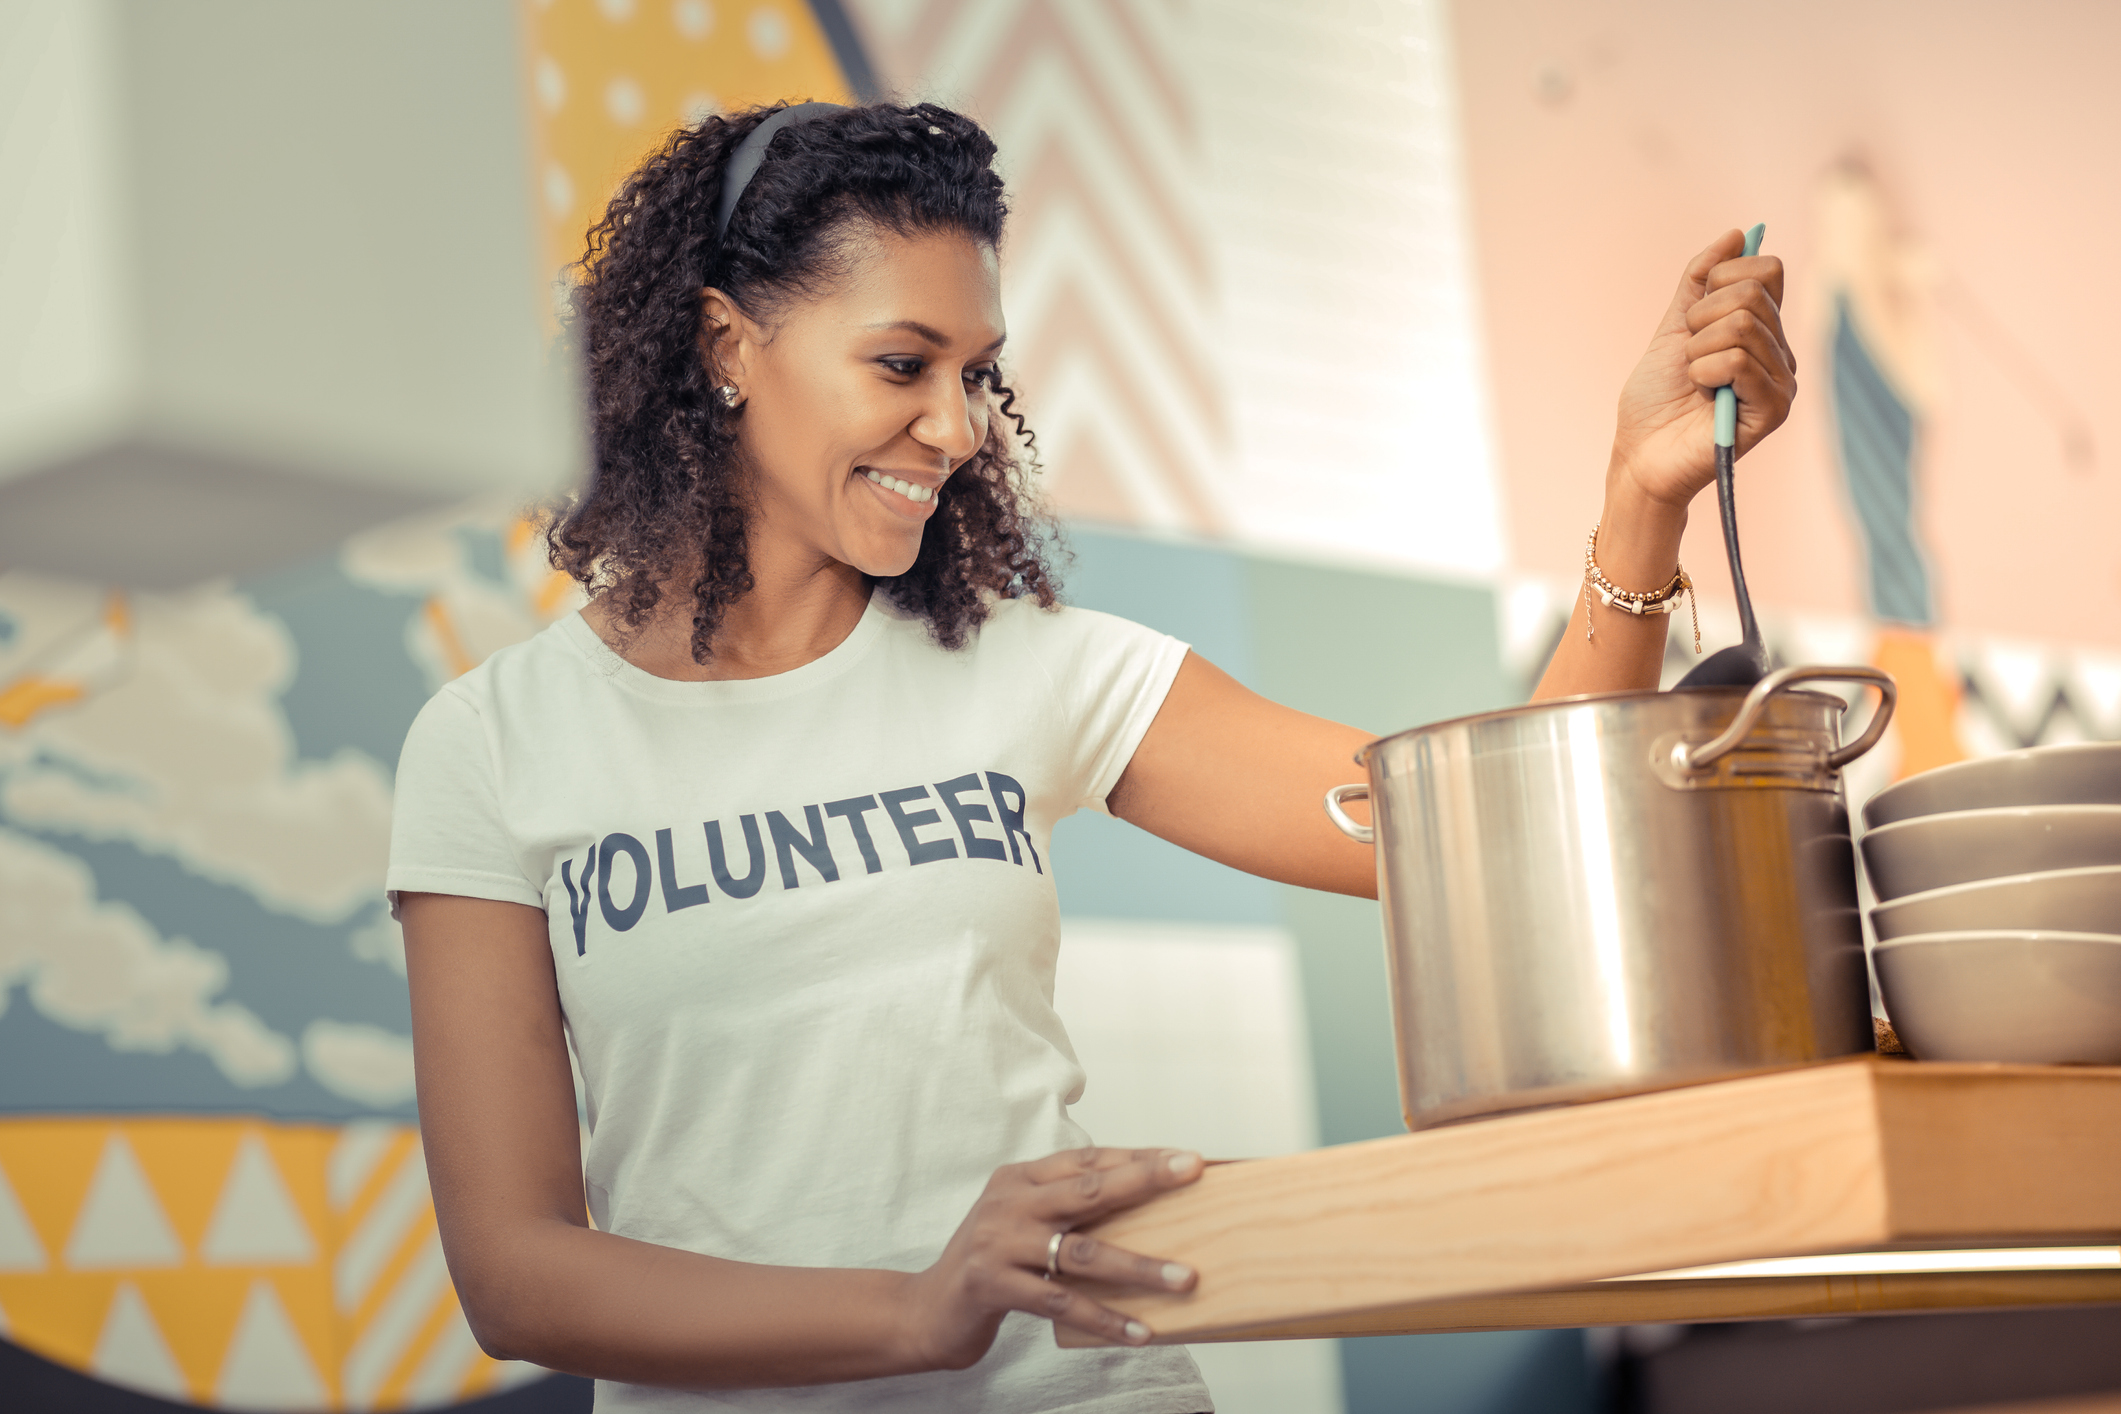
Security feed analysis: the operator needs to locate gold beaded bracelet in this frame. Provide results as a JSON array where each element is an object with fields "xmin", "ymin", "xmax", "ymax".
[{"xmin": 1582, "ymin": 523, "xmax": 1702, "ymax": 654}]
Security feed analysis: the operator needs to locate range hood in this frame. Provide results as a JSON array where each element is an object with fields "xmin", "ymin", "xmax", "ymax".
[{"xmin": 0, "ymin": 0, "xmax": 582, "ymax": 586}]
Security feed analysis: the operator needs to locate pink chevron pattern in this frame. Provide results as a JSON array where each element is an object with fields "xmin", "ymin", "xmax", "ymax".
[{"xmin": 847, "ymin": 0, "xmax": 1229, "ymax": 533}]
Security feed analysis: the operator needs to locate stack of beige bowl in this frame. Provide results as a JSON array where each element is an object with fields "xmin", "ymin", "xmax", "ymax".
[{"xmin": 1862, "ymin": 742, "xmax": 2121, "ymax": 1064}]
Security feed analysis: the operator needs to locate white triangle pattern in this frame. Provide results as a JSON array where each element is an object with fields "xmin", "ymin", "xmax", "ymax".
[
  {"xmin": 0, "ymin": 1159, "xmax": 46, "ymax": 1272},
  {"xmin": 91, "ymin": 1281, "xmax": 189, "ymax": 1401},
  {"xmin": 215, "ymin": 1280, "xmax": 330, "ymax": 1412},
  {"xmin": 65, "ymin": 1134, "xmax": 183, "ymax": 1269},
  {"xmin": 202, "ymin": 1134, "xmax": 316, "ymax": 1266}
]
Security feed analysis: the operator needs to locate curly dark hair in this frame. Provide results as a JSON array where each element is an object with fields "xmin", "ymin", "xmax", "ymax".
[{"xmin": 548, "ymin": 101, "xmax": 1063, "ymax": 663}]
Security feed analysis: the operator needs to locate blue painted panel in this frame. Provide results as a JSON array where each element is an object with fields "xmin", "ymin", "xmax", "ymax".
[
  {"xmin": 0, "ymin": 828, "xmax": 413, "ymax": 1120},
  {"xmin": 1243, "ymin": 557, "xmax": 1513, "ymax": 739},
  {"xmin": 1051, "ymin": 810, "xmax": 1281, "ymax": 925},
  {"xmin": 1237, "ymin": 558, "xmax": 1595, "ymax": 1414},
  {"xmin": 0, "ymin": 989, "xmax": 368, "ymax": 1120},
  {"xmin": 239, "ymin": 558, "xmax": 433, "ymax": 771},
  {"xmin": 40, "ymin": 832, "xmax": 408, "ymax": 1037},
  {"xmin": 1057, "ymin": 528, "xmax": 1260, "ymax": 687},
  {"xmin": 1050, "ymin": 527, "xmax": 1279, "ymax": 925},
  {"xmin": 1243, "ymin": 555, "xmax": 1515, "ymax": 1151}
]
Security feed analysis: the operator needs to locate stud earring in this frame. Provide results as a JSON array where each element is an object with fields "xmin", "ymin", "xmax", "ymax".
[{"xmin": 717, "ymin": 384, "xmax": 741, "ymax": 408}]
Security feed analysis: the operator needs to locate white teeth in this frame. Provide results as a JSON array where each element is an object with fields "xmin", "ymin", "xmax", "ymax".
[{"xmin": 862, "ymin": 470, "xmax": 933, "ymax": 504}]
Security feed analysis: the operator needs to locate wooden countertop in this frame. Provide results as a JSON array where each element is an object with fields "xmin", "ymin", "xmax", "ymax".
[{"xmin": 1056, "ymin": 1058, "xmax": 2121, "ymax": 1346}]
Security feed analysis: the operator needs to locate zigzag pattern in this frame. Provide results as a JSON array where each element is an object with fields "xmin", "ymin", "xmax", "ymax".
[
  {"xmin": 1960, "ymin": 651, "xmax": 2121, "ymax": 750},
  {"xmin": 848, "ymin": 0, "xmax": 1228, "ymax": 532},
  {"xmin": 1502, "ymin": 578, "xmax": 2121, "ymax": 765}
]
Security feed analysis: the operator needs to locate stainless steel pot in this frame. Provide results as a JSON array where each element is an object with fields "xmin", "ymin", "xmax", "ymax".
[{"xmin": 1325, "ymin": 665, "xmax": 1896, "ymax": 1129}]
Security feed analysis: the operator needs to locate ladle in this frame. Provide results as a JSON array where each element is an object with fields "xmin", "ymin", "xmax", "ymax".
[{"xmin": 1674, "ymin": 222, "xmax": 1771, "ymax": 690}]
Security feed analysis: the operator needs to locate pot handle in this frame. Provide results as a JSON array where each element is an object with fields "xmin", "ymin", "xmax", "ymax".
[
  {"xmin": 1674, "ymin": 665, "xmax": 1898, "ymax": 775},
  {"xmin": 1324, "ymin": 783, "xmax": 1374, "ymax": 845}
]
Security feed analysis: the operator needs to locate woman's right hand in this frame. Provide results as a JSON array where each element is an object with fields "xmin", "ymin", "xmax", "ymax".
[{"xmin": 898, "ymin": 1146, "xmax": 1206, "ymax": 1369}]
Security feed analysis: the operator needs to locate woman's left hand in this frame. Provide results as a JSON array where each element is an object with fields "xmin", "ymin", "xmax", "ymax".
[{"xmin": 1607, "ymin": 228, "xmax": 1798, "ymax": 509}]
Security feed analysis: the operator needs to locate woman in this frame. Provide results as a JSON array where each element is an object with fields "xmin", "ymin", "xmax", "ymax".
[{"xmin": 389, "ymin": 101, "xmax": 1794, "ymax": 1410}]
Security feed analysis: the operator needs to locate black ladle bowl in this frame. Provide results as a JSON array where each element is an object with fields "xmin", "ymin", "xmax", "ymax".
[{"xmin": 1675, "ymin": 223, "xmax": 1771, "ymax": 691}]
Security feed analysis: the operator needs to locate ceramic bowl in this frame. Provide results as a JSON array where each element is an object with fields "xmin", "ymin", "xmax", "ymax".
[
  {"xmin": 1858, "ymin": 805, "xmax": 2121, "ymax": 903},
  {"xmin": 1873, "ymin": 930, "xmax": 2121, "ymax": 1064},
  {"xmin": 1863, "ymin": 742, "xmax": 2121, "ymax": 832},
  {"xmin": 1870, "ymin": 865, "xmax": 2121, "ymax": 942}
]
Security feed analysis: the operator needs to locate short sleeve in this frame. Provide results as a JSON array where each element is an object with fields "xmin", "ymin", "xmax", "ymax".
[
  {"xmin": 1016, "ymin": 604, "xmax": 1189, "ymax": 812},
  {"xmin": 385, "ymin": 686, "xmax": 544, "ymax": 909}
]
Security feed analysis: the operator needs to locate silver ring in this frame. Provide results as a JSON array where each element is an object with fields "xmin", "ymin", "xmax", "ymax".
[{"xmin": 1044, "ymin": 1229, "xmax": 1068, "ymax": 1281}]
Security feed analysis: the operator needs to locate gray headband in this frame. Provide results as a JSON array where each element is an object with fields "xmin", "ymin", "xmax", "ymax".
[{"xmin": 715, "ymin": 102, "xmax": 846, "ymax": 243}]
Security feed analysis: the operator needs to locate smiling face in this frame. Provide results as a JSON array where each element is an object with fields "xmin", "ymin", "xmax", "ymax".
[{"xmin": 708, "ymin": 227, "xmax": 1006, "ymax": 580}]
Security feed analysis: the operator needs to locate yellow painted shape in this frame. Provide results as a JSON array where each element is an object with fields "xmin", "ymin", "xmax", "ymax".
[
  {"xmin": 533, "ymin": 568, "xmax": 579, "ymax": 619},
  {"xmin": 0, "ymin": 1270, "xmax": 119, "ymax": 1371},
  {"xmin": 423, "ymin": 597, "xmax": 479, "ymax": 679},
  {"xmin": 138, "ymin": 1269, "xmax": 343, "ymax": 1409},
  {"xmin": 338, "ymin": 1129, "xmax": 421, "ymax": 1232},
  {"xmin": 167, "ymin": 1268, "xmax": 340, "ymax": 1409},
  {"xmin": 260, "ymin": 1125, "xmax": 338, "ymax": 1265},
  {"xmin": 0, "ymin": 1110, "xmax": 551, "ymax": 1411},
  {"xmin": 331, "ymin": 1127, "xmax": 446, "ymax": 1394},
  {"xmin": 1873, "ymin": 626, "xmax": 1968, "ymax": 780},
  {"xmin": 255, "ymin": 1131, "xmax": 344, "ymax": 1398},
  {"xmin": 348, "ymin": 1193, "xmax": 439, "ymax": 1335},
  {"xmin": 124, "ymin": 1118, "xmax": 247, "ymax": 1255},
  {"xmin": 134, "ymin": 1267, "xmax": 255, "ymax": 1403},
  {"xmin": 260, "ymin": 1268, "xmax": 343, "ymax": 1407},
  {"xmin": 0, "ymin": 675, "xmax": 86, "ymax": 729},
  {"xmin": 522, "ymin": 0, "xmax": 853, "ymax": 283},
  {"xmin": 0, "ymin": 1119, "xmax": 363, "ymax": 1405},
  {"xmin": 0, "ymin": 1119, "xmax": 113, "ymax": 1267}
]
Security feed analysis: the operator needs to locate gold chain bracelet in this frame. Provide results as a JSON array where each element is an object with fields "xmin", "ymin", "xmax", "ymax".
[{"xmin": 1582, "ymin": 523, "xmax": 1701, "ymax": 653}]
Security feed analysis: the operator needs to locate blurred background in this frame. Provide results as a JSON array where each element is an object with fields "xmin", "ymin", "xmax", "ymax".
[{"xmin": 1, "ymin": 1, "xmax": 2116, "ymax": 1411}]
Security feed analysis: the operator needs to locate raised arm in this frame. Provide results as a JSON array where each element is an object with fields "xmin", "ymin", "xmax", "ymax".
[
  {"xmin": 1111, "ymin": 233, "xmax": 1796, "ymax": 893},
  {"xmin": 1533, "ymin": 230, "xmax": 1796, "ymax": 699},
  {"xmin": 400, "ymin": 892, "xmax": 1207, "ymax": 1387}
]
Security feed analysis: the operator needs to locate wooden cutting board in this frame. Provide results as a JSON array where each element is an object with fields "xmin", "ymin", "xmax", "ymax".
[{"xmin": 1055, "ymin": 1057, "xmax": 2121, "ymax": 1345}]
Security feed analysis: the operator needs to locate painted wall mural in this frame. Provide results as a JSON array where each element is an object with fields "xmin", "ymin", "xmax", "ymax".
[
  {"xmin": 0, "ymin": 505, "xmax": 582, "ymax": 1408},
  {"xmin": 0, "ymin": 2, "xmax": 854, "ymax": 1408},
  {"xmin": 9, "ymin": 3, "xmax": 1558, "ymax": 1411},
  {"xmin": 17, "ymin": 2, "xmax": 2104, "ymax": 1412}
]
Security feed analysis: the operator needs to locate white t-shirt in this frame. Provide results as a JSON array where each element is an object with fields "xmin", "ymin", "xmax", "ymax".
[{"xmin": 386, "ymin": 589, "xmax": 1211, "ymax": 1413}]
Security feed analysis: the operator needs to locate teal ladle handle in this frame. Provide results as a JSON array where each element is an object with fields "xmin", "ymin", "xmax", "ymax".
[{"xmin": 1713, "ymin": 222, "xmax": 1767, "ymax": 449}]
